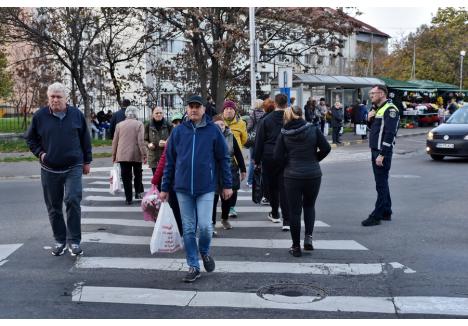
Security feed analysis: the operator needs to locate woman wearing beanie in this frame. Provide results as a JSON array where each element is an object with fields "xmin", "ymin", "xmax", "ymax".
[
  {"xmin": 273, "ymin": 106, "xmax": 331, "ymax": 257},
  {"xmin": 211, "ymin": 115, "xmax": 246, "ymax": 231},
  {"xmin": 222, "ymin": 100, "xmax": 247, "ymax": 218}
]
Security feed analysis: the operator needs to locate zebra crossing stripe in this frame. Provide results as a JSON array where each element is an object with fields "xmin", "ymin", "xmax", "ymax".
[
  {"xmin": 72, "ymin": 286, "xmax": 468, "ymax": 316},
  {"xmin": 85, "ymin": 195, "xmax": 253, "ymax": 202},
  {"xmin": 75, "ymin": 257, "xmax": 415, "ymax": 275},
  {"xmin": 81, "ymin": 218, "xmax": 330, "ymax": 228},
  {"xmin": 0, "ymin": 244, "xmax": 23, "ymax": 267},
  {"xmin": 90, "ymin": 166, "xmax": 150, "ymax": 172},
  {"xmin": 82, "ymin": 205, "xmax": 271, "ymax": 213},
  {"xmin": 81, "ymin": 232, "xmax": 367, "ymax": 250}
]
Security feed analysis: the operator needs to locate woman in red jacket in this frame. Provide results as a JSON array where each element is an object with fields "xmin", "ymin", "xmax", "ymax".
[{"xmin": 151, "ymin": 114, "xmax": 183, "ymax": 235}]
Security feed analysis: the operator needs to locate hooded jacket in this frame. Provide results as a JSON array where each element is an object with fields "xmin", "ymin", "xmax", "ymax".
[
  {"xmin": 274, "ymin": 119, "xmax": 331, "ymax": 179},
  {"xmin": 161, "ymin": 114, "xmax": 232, "ymax": 196},
  {"xmin": 254, "ymin": 110, "xmax": 285, "ymax": 163}
]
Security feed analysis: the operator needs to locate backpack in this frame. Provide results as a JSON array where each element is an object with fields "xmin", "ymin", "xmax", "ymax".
[{"xmin": 244, "ymin": 112, "xmax": 258, "ymax": 148}]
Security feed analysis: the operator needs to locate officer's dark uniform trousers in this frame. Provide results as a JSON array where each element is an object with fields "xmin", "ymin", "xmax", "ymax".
[{"xmin": 369, "ymin": 101, "xmax": 399, "ymax": 219}]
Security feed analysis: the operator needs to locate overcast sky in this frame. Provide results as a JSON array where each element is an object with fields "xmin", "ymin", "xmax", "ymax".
[{"xmin": 356, "ymin": 7, "xmax": 441, "ymax": 41}]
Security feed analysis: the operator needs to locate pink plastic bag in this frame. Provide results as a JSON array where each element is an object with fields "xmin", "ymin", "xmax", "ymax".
[{"xmin": 141, "ymin": 184, "xmax": 161, "ymax": 222}]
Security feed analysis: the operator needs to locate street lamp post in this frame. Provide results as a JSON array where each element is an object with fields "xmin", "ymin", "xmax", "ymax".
[{"xmin": 460, "ymin": 50, "xmax": 466, "ymax": 91}]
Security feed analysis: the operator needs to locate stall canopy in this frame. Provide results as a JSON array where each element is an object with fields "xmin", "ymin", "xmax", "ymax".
[
  {"xmin": 408, "ymin": 79, "xmax": 459, "ymax": 91},
  {"xmin": 377, "ymin": 77, "xmax": 436, "ymax": 92}
]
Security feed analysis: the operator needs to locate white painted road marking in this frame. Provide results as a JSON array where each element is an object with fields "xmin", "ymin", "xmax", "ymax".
[
  {"xmin": 81, "ymin": 232, "xmax": 367, "ymax": 250},
  {"xmin": 0, "ymin": 244, "xmax": 23, "ymax": 266},
  {"xmin": 85, "ymin": 195, "xmax": 253, "ymax": 202},
  {"xmin": 72, "ymin": 286, "xmax": 468, "ymax": 316},
  {"xmin": 81, "ymin": 218, "xmax": 330, "ymax": 228},
  {"xmin": 76, "ymin": 257, "xmax": 415, "ymax": 275},
  {"xmin": 82, "ymin": 205, "xmax": 272, "ymax": 213}
]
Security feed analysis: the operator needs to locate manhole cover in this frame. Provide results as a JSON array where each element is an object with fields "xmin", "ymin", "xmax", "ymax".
[{"xmin": 256, "ymin": 283, "xmax": 327, "ymax": 304}]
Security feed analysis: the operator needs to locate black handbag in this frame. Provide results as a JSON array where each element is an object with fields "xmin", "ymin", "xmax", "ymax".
[
  {"xmin": 252, "ymin": 166, "xmax": 263, "ymax": 204},
  {"xmin": 244, "ymin": 113, "xmax": 258, "ymax": 148}
]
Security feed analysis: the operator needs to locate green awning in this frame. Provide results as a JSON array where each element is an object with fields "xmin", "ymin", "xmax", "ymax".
[
  {"xmin": 408, "ymin": 79, "xmax": 459, "ymax": 91},
  {"xmin": 378, "ymin": 77, "xmax": 421, "ymax": 89}
]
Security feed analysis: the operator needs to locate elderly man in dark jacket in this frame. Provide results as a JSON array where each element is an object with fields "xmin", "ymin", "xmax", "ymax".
[
  {"xmin": 160, "ymin": 95, "xmax": 232, "ymax": 283},
  {"xmin": 25, "ymin": 82, "xmax": 92, "ymax": 257},
  {"xmin": 331, "ymin": 101, "xmax": 344, "ymax": 144}
]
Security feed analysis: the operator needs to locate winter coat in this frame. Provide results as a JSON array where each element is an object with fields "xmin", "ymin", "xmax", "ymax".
[
  {"xmin": 161, "ymin": 114, "xmax": 232, "ymax": 196},
  {"xmin": 331, "ymin": 106, "xmax": 344, "ymax": 128},
  {"xmin": 254, "ymin": 110, "xmax": 285, "ymax": 163},
  {"xmin": 224, "ymin": 115, "xmax": 248, "ymax": 149},
  {"xmin": 109, "ymin": 108, "xmax": 126, "ymax": 139},
  {"xmin": 274, "ymin": 119, "xmax": 331, "ymax": 179},
  {"xmin": 144, "ymin": 118, "xmax": 172, "ymax": 168},
  {"xmin": 112, "ymin": 119, "xmax": 147, "ymax": 163}
]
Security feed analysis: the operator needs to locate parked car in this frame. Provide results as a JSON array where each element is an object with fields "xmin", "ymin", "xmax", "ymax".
[{"xmin": 426, "ymin": 105, "xmax": 468, "ymax": 160}]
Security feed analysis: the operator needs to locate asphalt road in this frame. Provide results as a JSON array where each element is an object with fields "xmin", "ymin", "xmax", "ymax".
[{"xmin": 1, "ymin": 134, "xmax": 468, "ymax": 318}]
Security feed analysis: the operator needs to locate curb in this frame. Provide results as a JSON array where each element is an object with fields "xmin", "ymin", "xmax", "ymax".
[{"xmin": 328, "ymin": 130, "xmax": 428, "ymax": 148}]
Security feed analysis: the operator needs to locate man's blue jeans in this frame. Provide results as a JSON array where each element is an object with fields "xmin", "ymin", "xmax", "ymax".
[
  {"xmin": 41, "ymin": 165, "xmax": 83, "ymax": 245},
  {"xmin": 176, "ymin": 191, "xmax": 214, "ymax": 270},
  {"xmin": 247, "ymin": 147, "xmax": 255, "ymax": 185}
]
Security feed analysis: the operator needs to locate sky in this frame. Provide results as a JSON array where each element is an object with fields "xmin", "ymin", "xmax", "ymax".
[{"xmin": 355, "ymin": 7, "xmax": 441, "ymax": 41}]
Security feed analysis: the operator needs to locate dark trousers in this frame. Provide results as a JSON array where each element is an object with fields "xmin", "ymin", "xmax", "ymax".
[
  {"xmin": 284, "ymin": 177, "xmax": 321, "ymax": 247},
  {"xmin": 262, "ymin": 158, "xmax": 289, "ymax": 224},
  {"xmin": 371, "ymin": 149, "xmax": 393, "ymax": 218},
  {"xmin": 332, "ymin": 124, "xmax": 341, "ymax": 143},
  {"xmin": 119, "ymin": 162, "xmax": 144, "ymax": 202},
  {"xmin": 212, "ymin": 191, "xmax": 237, "ymax": 224},
  {"xmin": 168, "ymin": 189, "xmax": 183, "ymax": 236},
  {"xmin": 320, "ymin": 119, "xmax": 325, "ymax": 133},
  {"xmin": 41, "ymin": 165, "xmax": 83, "ymax": 245}
]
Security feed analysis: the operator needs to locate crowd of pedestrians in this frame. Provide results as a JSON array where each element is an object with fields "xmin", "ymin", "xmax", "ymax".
[{"xmin": 26, "ymin": 81, "xmax": 399, "ymax": 284}]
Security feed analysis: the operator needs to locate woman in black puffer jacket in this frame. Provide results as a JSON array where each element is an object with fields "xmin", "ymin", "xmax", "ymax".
[{"xmin": 274, "ymin": 106, "xmax": 331, "ymax": 257}]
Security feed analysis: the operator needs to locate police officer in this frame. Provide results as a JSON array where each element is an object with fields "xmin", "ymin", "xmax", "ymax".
[{"xmin": 362, "ymin": 85, "xmax": 399, "ymax": 227}]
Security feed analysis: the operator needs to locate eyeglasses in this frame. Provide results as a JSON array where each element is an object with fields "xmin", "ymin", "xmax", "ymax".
[{"xmin": 188, "ymin": 103, "xmax": 201, "ymax": 109}]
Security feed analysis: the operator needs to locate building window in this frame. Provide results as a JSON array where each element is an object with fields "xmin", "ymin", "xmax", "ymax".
[
  {"xmin": 260, "ymin": 72, "xmax": 270, "ymax": 83},
  {"xmin": 160, "ymin": 39, "xmax": 174, "ymax": 53}
]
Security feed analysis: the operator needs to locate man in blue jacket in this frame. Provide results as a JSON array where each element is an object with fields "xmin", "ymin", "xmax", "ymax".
[
  {"xmin": 25, "ymin": 82, "xmax": 92, "ymax": 256},
  {"xmin": 109, "ymin": 99, "xmax": 131, "ymax": 139},
  {"xmin": 160, "ymin": 95, "xmax": 233, "ymax": 283}
]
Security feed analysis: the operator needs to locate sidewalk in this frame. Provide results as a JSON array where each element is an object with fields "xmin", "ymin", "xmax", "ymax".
[
  {"xmin": 326, "ymin": 126, "xmax": 431, "ymax": 148},
  {"xmin": 0, "ymin": 126, "xmax": 431, "ymax": 160}
]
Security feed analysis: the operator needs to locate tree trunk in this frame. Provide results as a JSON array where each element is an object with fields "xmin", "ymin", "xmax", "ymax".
[{"xmin": 108, "ymin": 62, "xmax": 122, "ymax": 106}]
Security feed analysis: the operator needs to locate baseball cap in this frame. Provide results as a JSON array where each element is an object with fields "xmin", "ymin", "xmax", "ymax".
[{"xmin": 187, "ymin": 95, "xmax": 205, "ymax": 106}]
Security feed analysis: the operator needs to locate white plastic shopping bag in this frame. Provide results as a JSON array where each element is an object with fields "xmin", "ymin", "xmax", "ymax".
[
  {"xmin": 355, "ymin": 124, "xmax": 367, "ymax": 136},
  {"xmin": 323, "ymin": 122, "xmax": 329, "ymax": 136},
  {"xmin": 109, "ymin": 163, "xmax": 122, "ymax": 195},
  {"xmin": 150, "ymin": 202, "xmax": 183, "ymax": 254}
]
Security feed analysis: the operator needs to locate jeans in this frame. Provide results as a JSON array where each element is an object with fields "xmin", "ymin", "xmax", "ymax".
[
  {"xmin": 371, "ymin": 149, "xmax": 393, "ymax": 218},
  {"xmin": 119, "ymin": 162, "xmax": 144, "ymax": 201},
  {"xmin": 41, "ymin": 165, "xmax": 83, "ymax": 245},
  {"xmin": 247, "ymin": 147, "xmax": 255, "ymax": 185},
  {"xmin": 176, "ymin": 191, "xmax": 215, "ymax": 270},
  {"xmin": 332, "ymin": 124, "xmax": 341, "ymax": 143},
  {"xmin": 284, "ymin": 177, "xmax": 321, "ymax": 247}
]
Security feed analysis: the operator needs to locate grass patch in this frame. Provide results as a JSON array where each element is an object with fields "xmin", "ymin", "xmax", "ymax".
[
  {"xmin": 0, "ymin": 156, "xmax": 37, "ymax": 163},
  {"xmin": 0, "ymin": 139, "xmax": 29, "ymax": 152},
  {"xmin": 93, "ymin": 152, "xmax": 112, "ymax": 159},
  {"xmin": 0, "ymin": 117, "xmax": 32, "ymax": 133},
  {"xmin": 0, "ymin": 138, "xmax": 112, "ymax": 153}
]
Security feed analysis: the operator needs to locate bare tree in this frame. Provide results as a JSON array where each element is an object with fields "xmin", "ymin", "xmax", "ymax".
[{"xmin": 1, "ymin": 7, "xmax": 107, "ymax": 120}]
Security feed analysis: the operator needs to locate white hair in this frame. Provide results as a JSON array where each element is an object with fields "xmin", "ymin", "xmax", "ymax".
[
  {"xmin": 125, "ymin": 106, "xmax": 139, "ymax": 119},
  {"xmin": 47, "ymin": 82, "xmax": 69, "ymax": 97}
]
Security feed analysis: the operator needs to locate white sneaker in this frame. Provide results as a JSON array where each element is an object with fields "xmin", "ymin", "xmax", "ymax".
[
  {"xmin": 267, "ymin": 212, "xmax": 281, "ymax": 223},
  {"xmin": 260, "ymin": 198, "xmax": 269, "ymax": 206},
  {"xmin": 282, "ymin": 225, "xmax": 290, "ymax": 231}
]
